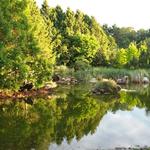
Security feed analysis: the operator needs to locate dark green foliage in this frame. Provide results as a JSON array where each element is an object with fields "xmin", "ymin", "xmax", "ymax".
[
  {"xmin": 103, "ymin": 24, "xmax": 136, "ymax": 48},
  {"xmin": 103, "ymin": 24, "xmax": 150, "ymax": 68}
]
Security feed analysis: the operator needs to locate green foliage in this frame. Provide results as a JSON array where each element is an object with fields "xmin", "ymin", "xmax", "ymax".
[
  {"xmin": 94, "ymin": 79, "xmax": 120, "ymax": 94},
  {"xmin": 72, "ymin": 67, "xmax": 150, "ymax": 82},
  {"xmin": 74, "ymin": 57, "xmax": 91, "ymax": 71},
  {"xmin": 126, "ymin": 42, "xmax": 140, "ymax": 66},
  {"xmin": 66, "ymin": 34, "xmax": 99, "ymax": 66},
  {"xmin": 0, "ymin": 0, "xmax": 55, "ymax": 90},
  {"xmin": 2, "ymin": 0, "xmax": 150, "ymax": 91},
  {"xmin": 27, "ymin": 0, "xmax": 55, "ymax": 86},
  {"xmin": 103, "ymin": 24, "xmax": 150, "ymax": 68},
  {"xmin": 115, "ymin": 42, "xmax": 141, "ymax": 68},
  {"xmin": 116, "ymin": 48, "xmax": 127, "ymax": 67},
  {"xmin": 139, "ymin": 39, "xmax": 150, "ymax": 67},
  {"xmin": 41, "ymin": 4, "xmax": 117, "ymax": 67}
]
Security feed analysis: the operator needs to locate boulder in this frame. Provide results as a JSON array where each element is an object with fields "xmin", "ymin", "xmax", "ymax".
[
  {"xmin": 142, "ymin": 77, "xmax": 149, "ymax": 84},
  {"xmin": 19, "ymin": 82, "xmax": 33, "ymax": 92},
  {"xmin": 131, "ymin": 75, "xmax": 141, "ymax": 84},
  {"xmin": 57, "ymin": 77, "xmax": 78, "ymax": 85},
  {"xmin": 117, "ymin": 76, "xmax": 129, "ymax": 85},
  {"xmin": 52, "ymin": 74, "xmax": 61, "ymax": 82},
  {"xmin": 44, "ymin": 82, "xmax": 57, "ymax": 89},
  {"xmin": 90, "ymin": 78, "xmax": 97, "ymax": 83}
]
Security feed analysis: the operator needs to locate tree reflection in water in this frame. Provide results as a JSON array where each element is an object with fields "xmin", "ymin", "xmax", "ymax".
[{"xmin": 0, "ymin": 84, "xmax": 150, "ymax": 150}]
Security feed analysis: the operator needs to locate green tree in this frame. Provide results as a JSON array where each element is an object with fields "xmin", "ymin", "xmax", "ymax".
[
  {"xmin": 40, "ymin": 5, "xmax": 117, "ymax": 67},
  {"xmin": 0, "ymin": 0, "xmax": 55, "ymax": 90},
  {"xmin": 103, "ymin": 24, "xmax": 136, "ymax": 48},
  {"xmin": 116, "ymin": 48, "xmax": 127, "ymax": 67},
  {"xmin": 66, "ymin": 34, "xmax": 99, "ymax": 66},
  {"xmin": 126, "ymin": 42, "xmax": 140, "ymax": 67},
  {"xmin": 64, "ymin": 8, "xmax": 76, "ymax": 36},
  {"xmin": 139, "ymin": 40, "xmax": 149, "ymax": 67}
]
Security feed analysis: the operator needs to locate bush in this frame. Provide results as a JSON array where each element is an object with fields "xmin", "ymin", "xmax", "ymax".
[
  {"xmin": 93, "ymin": 79, "xmax": 121, "ymax": 94},
  {"xmin": 54, "ymin": 65, "xmax": 74, "ymax": 77},
  {"xmin": 74, "ymin": 58, "xmax": 91, "ymax": 71}
]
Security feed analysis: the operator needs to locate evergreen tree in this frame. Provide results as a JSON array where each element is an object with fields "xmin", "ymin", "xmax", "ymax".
[
  {"xmin": 64, "ymin": 8, "xmax": 75, "ymax": 36},
  {"xmin": 74, "ymin": 10, "xmax": 87, "ymax": 34}
]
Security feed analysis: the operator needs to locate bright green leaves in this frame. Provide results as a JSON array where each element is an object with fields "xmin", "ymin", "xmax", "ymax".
[
  {"xmin": 116, "ymin": 48, "xmax": 128, "ymax": 67},
  {"xmin": 0, "ymin": 0, "xmax": 55, "ymax": 90},
  {"xmin": 56, "ymin": 34, "xmax": 99, "ymax": 66},
  {"xmin": 68, "ymin": 34, "xmax": 99, "ymax": 64},
  {"xmin": 116, "ymin": 42, "xmax": 141, "ymax": 68},
  {"xmin": 127, "ymin": 42, "xmax": 140, "ymax": 61}
]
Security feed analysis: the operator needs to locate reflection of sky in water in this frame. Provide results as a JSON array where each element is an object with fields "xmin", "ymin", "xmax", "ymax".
[{"xmin": 49, "ymin": 108, "xmax": 150, "ymax": 150}]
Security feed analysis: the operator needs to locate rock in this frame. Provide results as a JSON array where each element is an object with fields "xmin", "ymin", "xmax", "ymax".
[
  {"xmin": 44, "ymin": 82, "xmax": 57, "ymax": 89},
  {"xmin": 117, "ymin": 76, "xmax": 129, "ymax": 85},
  {"xmin": 121, "ymin": 89, "xmax": 136, "ymax": 92},
  {"xmin": 52, "ymin": 74, "xmax": 61, "ymax": 82},
  {"xmin": 19, "ymin": 82, "xmax": 33, "ymax": 92},
  {"xmin": 142, "ymin": 77, "xmax": 149, "ymax": 84},
  {"xmin": 57, "ymin": 77, "xmax": 77, "ymax": 85},
  {"xmin": 70, "ymin": 77, "xmax": 78, "ymax": 84},
  {"xmin": 131, "ymin": 76, "xmax": 141, "ymax": 84},
  {"xmin": 90, "ymin": 78, "xmax": 97, "ymax": 83},
  {"xmin": 24, "ymin": 97, "xmax": 34, "ymax": 105}
]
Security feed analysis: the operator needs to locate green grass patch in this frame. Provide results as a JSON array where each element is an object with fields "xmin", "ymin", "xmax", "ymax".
[{"xmin": 54, "ymin": 66, "xmax": 150, "ymax": 82}]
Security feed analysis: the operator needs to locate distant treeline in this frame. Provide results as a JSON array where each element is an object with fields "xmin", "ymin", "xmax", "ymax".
[{"xmin": 0, "ymin": 0, "xmax": 150, "ymax": 90}]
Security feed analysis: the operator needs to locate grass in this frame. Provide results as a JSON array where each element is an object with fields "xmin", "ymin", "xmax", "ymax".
[
  {"xmin": 95, "ymin": 79, "xmax": 117, "ymax": 88},
  {"xmin": 93, "ymin": 79, "xmax": 121, "ymax": 94},
  {"xmin": 91, "ymin": 67, "xmax": 150, "ymax": 80},
  {"xmin": 54, "ymin": 66, "xmax": 150, "ymax": 83}
]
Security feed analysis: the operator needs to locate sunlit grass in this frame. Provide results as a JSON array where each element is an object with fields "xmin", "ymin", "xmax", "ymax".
[{"xmin": 54, "ymin": 66, "xmax": 150, "ymax": 83}]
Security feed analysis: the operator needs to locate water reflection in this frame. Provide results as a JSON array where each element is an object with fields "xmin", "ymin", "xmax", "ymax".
[{"xmin": 0, "ymin": 84, "xmax": 150, "ymax": 149}]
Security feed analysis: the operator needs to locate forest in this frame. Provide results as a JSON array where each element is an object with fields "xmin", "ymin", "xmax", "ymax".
[{"xmin": 1, "ymin": 0, "xmax": 150, "ymax": 91}]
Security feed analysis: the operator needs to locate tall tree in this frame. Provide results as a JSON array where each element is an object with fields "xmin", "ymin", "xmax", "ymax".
[
  {"xmin": 0, "ymin": 0, "xmax": 55, "ymax": 90},
  {"xmin": 40, "ymin": 4, "xmax": 117, "ymax": 67}
]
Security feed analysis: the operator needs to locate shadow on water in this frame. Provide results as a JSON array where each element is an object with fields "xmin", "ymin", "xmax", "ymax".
[{"xmin": 0, "ymin": 84, "xmax": 150, "ymax": 149}]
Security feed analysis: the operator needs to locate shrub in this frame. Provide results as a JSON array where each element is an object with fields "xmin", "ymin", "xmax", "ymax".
[
  {"xmin": 93, "ymin": 79, "xmax": 121, "ymax": 94},
  {"xmin": 74, "ymin": 58, "xmax": 91, "ymax": 71}
]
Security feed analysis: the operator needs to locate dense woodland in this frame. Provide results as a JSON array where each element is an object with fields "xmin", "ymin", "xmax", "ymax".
[{"xmin": 1, "ymin": 0, "xmax": 150, "ymax": 90}]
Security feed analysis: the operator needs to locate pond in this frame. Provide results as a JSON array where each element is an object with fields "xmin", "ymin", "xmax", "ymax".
[{"xmin": 0, "ymin": 83, "xmax": 150, "ymax": 150}]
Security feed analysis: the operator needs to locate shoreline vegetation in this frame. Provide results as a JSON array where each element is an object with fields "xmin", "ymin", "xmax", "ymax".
[
  {"xmin": 0, "ymin": 87, "xmax": 53, "ymax": 100},
  {"xmin": 0, "ymin": 66, "xmax": 150, "ymax": 98},
  {"xmin": 54, "ymin": 65, "xmax": 150, "ymax": 83}
]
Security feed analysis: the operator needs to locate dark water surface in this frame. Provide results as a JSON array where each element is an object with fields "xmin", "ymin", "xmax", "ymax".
[{"xmin": 0, "ymin": 83, "xmax": 150, "ymax": 150}]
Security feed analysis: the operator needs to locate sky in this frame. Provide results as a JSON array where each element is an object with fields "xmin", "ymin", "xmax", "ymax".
[
  {"xmin": 36, "ymin": 0, "xmax": 150, "ymax": 30},
  {"xmin": 49, "ymin": 108, "xmax": 150, "ymax": 149}
]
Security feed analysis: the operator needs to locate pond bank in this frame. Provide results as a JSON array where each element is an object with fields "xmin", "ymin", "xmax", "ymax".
[
  {"xmin": 0, "ymin": 87, "xmax": 53, "ymax": 100},
  {"xmin": 1, "ymin": 67, "xmax": 150, "ymax": 99}
]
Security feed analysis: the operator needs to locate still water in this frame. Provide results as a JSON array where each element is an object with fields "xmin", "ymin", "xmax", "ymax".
[{"xmin": 0, "ymin": 84, "xmax": 150, "ymax": 150}]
